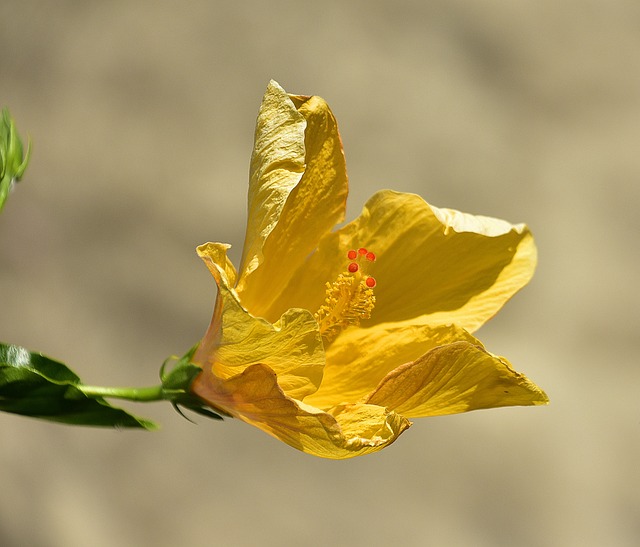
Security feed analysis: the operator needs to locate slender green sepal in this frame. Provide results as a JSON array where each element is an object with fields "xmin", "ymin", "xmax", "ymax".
[
  {"xmin": 160, "ymin": 344, "xmax": 202, "ymax": 390},
  {"xmin": 161, "ymin": 345, "xmax": 227, "ymax": 422}
]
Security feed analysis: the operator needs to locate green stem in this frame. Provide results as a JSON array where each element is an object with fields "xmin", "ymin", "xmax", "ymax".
[{"xmin": 77, "ymin": 384, "xmax": 172, "ymax": 402}]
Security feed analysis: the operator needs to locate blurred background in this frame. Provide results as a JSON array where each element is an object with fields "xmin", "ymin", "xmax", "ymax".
[{"xmin": 1, "ymin": 1, "xmax": 638, "ymax": 546}]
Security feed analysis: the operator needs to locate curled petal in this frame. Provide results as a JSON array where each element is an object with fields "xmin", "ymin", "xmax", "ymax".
[
  {"xmin": 196, "ymin": 241, "xmax": 238, "ymax": 288},
  {"xmin": 191, "ymin": 363, "xmax": 411, "ymax": 459},
  {"xmin": 274, "ymin": 190, "xmax": 536, "ymax": 333},
  {"xmin": 237, "ymin": 82, "xmax": 349, "ymax": 321},
  {"xmin": 195, "ymin": 242, "xmax": 324, "ymax": 400},
  {"xmin": 365, "ymin": 341, "xmax": 548, "ymax": 418}
]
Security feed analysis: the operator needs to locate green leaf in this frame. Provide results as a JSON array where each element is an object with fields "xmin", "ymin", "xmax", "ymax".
[{"xmin": 0, "ymin": 343, "xmax": 157, "ymax": 429}]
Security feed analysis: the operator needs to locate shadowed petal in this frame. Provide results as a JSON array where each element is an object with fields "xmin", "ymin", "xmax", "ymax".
[
  {"xmin": 237, "ymin": 82, "xmax": 349, "ymax": 321},
  {"xmin": 195, "ymin": 242, "xmax": 324, "ymax": 400},
  {"xmin": 365, "ymin": 341, "xmax": 548, "ymax": 418},
  {"xmin": 191, "ymin": 363, "xmax": 411, "ymax": 459}
]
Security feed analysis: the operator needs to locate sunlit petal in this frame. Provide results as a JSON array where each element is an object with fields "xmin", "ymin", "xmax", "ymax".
[
  {"xmin": 238, "ymin": 81, "xmax": 306, "ymax": 288},
  {"xmin": 366, "ymin": 341, "xmax": 548, "ymax": 417},
  {"xmin": 237, "ymin": 83, "xmax": 349, "ymax": 321}
]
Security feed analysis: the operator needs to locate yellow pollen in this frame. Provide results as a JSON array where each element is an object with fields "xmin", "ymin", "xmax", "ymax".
[{"xmin": 314, "ymin": 271, "xmax": 376, "ymax": 344}]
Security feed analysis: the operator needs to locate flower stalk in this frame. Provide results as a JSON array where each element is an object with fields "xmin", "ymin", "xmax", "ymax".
[{"xmin": 76, "ymin": 383, "xmax": 171, "ymax": 402}]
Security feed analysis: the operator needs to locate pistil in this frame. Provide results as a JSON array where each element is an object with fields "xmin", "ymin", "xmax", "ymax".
[{"xmin": 314, "ymin": 248, "xmax": 377, "ymax": 343}]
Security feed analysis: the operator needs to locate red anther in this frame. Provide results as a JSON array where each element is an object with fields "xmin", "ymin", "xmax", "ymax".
[
  {"xmin": 365, "ymin": 276, "xmax": 376, "ymax": 288},
  {"xmin": 358, "ymin": 247, "xmax": 368, "ymax": 255},
  {"xmin": 365, "ymin": 251, "xmax": 376, "ymax": 262},
  {"xmin": 347, "ymin": 249, "xmax": 358, "ymax": 260},
  {"xmin": 348, "ymin": 262, "xmax": 359, "ymax": 273}
]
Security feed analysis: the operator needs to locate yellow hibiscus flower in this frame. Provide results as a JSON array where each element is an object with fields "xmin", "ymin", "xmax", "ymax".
[{"xmin": 190, "ymin": 81, "xmax": 548, "ymax": 459}]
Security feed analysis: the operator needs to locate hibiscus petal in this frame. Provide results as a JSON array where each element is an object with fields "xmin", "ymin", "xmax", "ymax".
[
  {"xmin": 365, "ymin": 341, "xmax": 548, "ymax": 417},
  {"xmin": 195, "ymin": 242, "xmax": 324, "ymax": 400},
  {"xmin": 305, "ymin": 322, "xmax": 481, "ymax": 409},
  {"xmin": 275, "ymin": 190, "xmax": 536, "ymax": 333},
  {"xmin": 190, "ymin": 363, "xmax": 411, "ymax": 459},
  {"xmin": 238, "ymin": 81, "xmax": 306, "ymax": 289},
  {"xmin": 237, "ymin": 82, "xmax": 349, "ymax": 322}
]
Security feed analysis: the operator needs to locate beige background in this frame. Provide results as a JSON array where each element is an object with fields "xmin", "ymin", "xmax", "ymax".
[{"xmin": 1, "ymin": 1, "xmax": 638, "ymax": 546}]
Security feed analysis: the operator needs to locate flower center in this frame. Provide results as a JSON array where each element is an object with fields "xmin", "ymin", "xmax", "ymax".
[{"xmin": 314, "ymin": 247, "xmax": 377, "ymax": 343}]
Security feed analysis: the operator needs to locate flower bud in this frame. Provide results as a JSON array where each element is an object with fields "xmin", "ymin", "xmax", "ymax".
[{"xmin": 0, "ymin": 108, "xmax": 31, "ymax": 212}]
